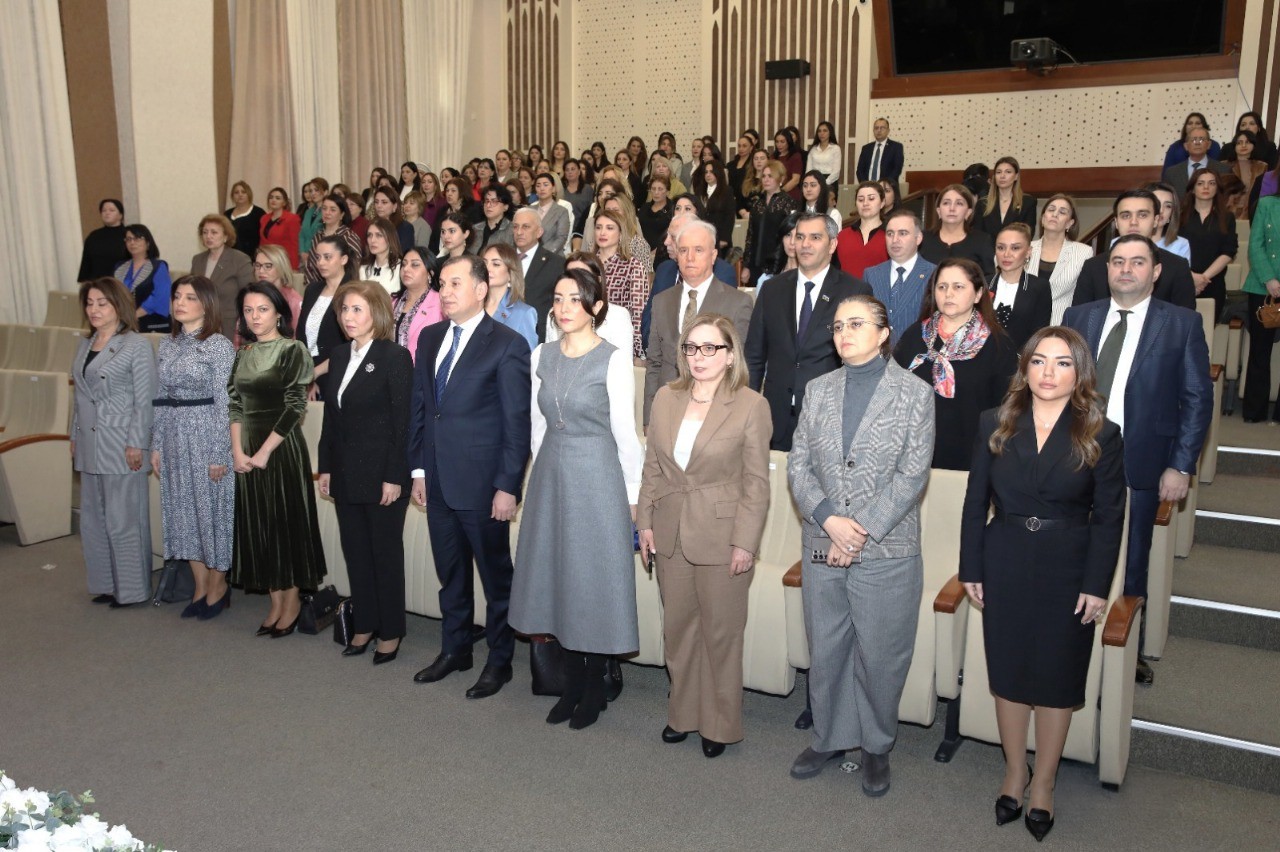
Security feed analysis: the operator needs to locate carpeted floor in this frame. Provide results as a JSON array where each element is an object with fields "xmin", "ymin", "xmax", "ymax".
[{"xmin": 4, "ymin": 527, "xmax": 1278, "ymax": 852}]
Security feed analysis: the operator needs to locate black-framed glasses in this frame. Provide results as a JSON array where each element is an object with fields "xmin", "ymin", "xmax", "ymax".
[
  {"xmin": 681, "ymin": 343, "xmax": 730, "ymax": 357},
  {"xmin": 252, "ymin": 262, "xmax": 274, "ymax": 271},
  {"xmin": 827, "ymin": 318, "xmax": 882, "ymax": 334}
]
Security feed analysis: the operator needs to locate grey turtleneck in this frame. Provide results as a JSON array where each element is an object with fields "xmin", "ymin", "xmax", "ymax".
[{"xmin": 812, "ymin": 355, "xmax": 888, "ymax": 528}]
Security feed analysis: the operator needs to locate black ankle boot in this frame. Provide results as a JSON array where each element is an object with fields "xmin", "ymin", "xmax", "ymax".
[
  {"xmin": 570, "ymin": 654, "xmax": 608, "ymax": 729},
  {"xmin": 547, "ymin": 654, "xmax": 587, "ymax": 725}
]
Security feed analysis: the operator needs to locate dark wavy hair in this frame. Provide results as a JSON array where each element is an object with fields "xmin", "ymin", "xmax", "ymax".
[
  {"xmin": 918, "ymin": 257, "xmax": 1005, "ymax": 335},
  {"xmin": 237, "ymin": 281, "xmax": 295, "ymax": 342},
  {"xmin": 169, "ymin": 275, "xmax": 221, "ymax": 340}
]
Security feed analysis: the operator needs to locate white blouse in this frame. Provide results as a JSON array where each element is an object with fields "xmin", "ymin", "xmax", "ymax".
[
  {"xmin": 359, "ymin": 262, "xmax": 400, "ymax": 296},
  {"xmin": 673, "ymin": 418, "xmax": 703, "ymax": 471},
  {"xmin": 304, "ymin": 295, "xmax": 331, "ymax": 357},
  {"xmin": 806, "ymin": 143, "xmax": 842, "ymax": 185}
]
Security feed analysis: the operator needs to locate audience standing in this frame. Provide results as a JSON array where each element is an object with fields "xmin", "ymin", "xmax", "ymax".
[
  {"xmin": 115, "ymin": 224, "xmax": 172, "ymax": 333},
  {"xmin": 192, "ymin": 214, "xmax": 254, "ymax": 339},
  {"xmin": 225, "ymin": 181, "xmax": 265, "ymax": 258},
  {"xmin": 864, "ymin": 209, "xmax": 937, "ymax": 347},
  {"xmin": 1028, "ymin": 194, "xmax": 1094, "ymax": 324},
  {"xmin": 834, "ymin": 181, "xmax": 889, "ymax": 278},
  {"xmin": 78, "ymin": 199, "xmax": 130, "ymax": 282}
]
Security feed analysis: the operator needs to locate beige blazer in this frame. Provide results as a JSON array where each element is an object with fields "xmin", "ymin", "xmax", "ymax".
[{"xmin": 637, "ymin": 384, "xmax": 772, "ymax": 565}]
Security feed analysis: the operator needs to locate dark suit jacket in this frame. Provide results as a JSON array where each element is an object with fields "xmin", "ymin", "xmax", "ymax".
[
  {"xmin": 744, "ymin": 267, "xmax": 871, "ymax": 450},
  {"xmin": 317, "ymin": 339, "xmax": 413, "ymax": 503},
  {"xmin": 856, "ymin": 139, "xmax": 904, "ymax": 182},
  {"xmin": 1063, "ymin": 298, "xmax": 1212, "ymax": 488},
  {"xmin": 298, "ymin": 282, "xmax": 346, "ymax": 379},
  {"xmin": 1069, "ymin": 247, "xmax": 1196, "ymax": 311},
  {"xmin": 644, "ymin": 280, "xmax": 753, "ymax": 425},
  {"xmin": 408, "ymin": 314, "xmax": 531, "ymax": 508},
  {"xmin": 520, "ymin": 247, "xmax": 566, "ymax": 342},
  {"xmin": 974, "ymin": 195, "xmax": 1039, "ymax": 238},
  {"xmin": 1161, "ymin": 158, "xmax": 1229, "ymax": 196},
  {"xmin": 990, "ymin": 272, "xmax": 1052, "ymax": 350}
]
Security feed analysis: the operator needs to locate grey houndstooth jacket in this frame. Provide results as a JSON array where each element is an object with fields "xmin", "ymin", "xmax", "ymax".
[
  {"xmin": 788, "ymin": 358, "xmax": 935, "ymax": 560},
  {"xmin": 71, "ymin": 332, "xmax": 157, "ymax": 475}
]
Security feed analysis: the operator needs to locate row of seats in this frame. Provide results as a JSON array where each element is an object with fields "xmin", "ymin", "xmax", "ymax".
[
  {"xmin": 0, "ymin": 369, "xmax": 72, "ymax": 545},
  {"xmin": 0, "ymin": 324, "xmax": 84, "ymax": 374}
]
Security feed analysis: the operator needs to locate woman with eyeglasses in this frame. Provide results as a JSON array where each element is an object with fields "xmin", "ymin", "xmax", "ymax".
[
  {"xmin": 637, "ymin": 313, "xmax": 772, "ymax": 758},
  {"xmin": 251, "ymin": 244, "xmax": 301, "ymax": 341},
  {"xmin": 787, "ymin": 294, "xmax": 934, "ymax": 794}
]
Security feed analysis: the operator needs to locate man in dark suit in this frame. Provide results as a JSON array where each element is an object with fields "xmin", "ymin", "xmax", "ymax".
[
  {"xmin": 1160, "ymin": 130, "xmax": 1229, "ymax": 196},
  {"xmin": 511, "ymin": 208, "xmax": 565, "ymax": 341},
  {"xmin": 855, "ymin": 118, "xmax": 904, "ymax": 183},
  {"xmin": 862, "ymin": 209, "xmax": 936, "ymax": 348},
  {"xmin": 644, "ymin": 220, "xmax": 753, "ymax": 425},
  {"xmin": 642, "ymin": 213, "xmax": 736, "ymax": 350},
  {"xmin": 408, "ymin": 255, "xmax": 532, "ymax": 698},
  {"xmin": 1071, "ymin": 190, "xmax": 1196, "ymax": 310},
  {"xmin": 745, "ymin": 211, "xmax": 872, "ymax": 450},
  {"xmin": 1064, "ymin": 234, "xmax": 1212, "ymax": 686}
]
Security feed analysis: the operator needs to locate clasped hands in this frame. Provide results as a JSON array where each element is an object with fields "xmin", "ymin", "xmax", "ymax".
[
  {"xmin": 822, "ymin": 515, "xmax": 868, "ymax": 568},
  {"xmin": 233, "ymin": 448, "xmax": 272, "ymax": 474}
]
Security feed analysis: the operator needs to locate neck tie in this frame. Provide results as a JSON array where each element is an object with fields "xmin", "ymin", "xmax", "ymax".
[
  {"xmin": 1095, "ymin": 310, "xmax": 1131, "ymax": 409},
  {"xmin": 682, "ymin": 289, "xmax": 698, "ymax": 332},
  {"xmin": 893, "ymin": 266, "xmax": 906, "ymax": 289},
  {"xmin": 434, "ymin": 325, "xmax": 463, "ymax": 406},
  {"xmin": 797, "ymin": 280, "xmax": 815, "ymax": 341},
  {"xmin": 870, "ymin": 143, "xmax": 882, "ymax": 181}
]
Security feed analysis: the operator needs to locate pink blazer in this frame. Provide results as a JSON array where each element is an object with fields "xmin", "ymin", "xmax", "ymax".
[{"xmin": 402, "ymin": 289, "xmax": 443, "ymax": 363}]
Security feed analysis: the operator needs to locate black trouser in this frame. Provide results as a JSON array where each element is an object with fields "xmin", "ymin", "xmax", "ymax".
[
  {"xmin": 336, "ymin": 497, "xmax": 409, "ymax": 639},
  {"xmin": 1244, "ymin": 293, "xmax": 1280, "ymax": 422}
]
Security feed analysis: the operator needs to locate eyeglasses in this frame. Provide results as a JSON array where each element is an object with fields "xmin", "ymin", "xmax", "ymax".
[
  {"xmin": 252, "ymin": 262, "xmax": 274, "ymax": 271},
  {"xmin": 827, "ymin": 318, "xmax": 882, "ymax": 334},
  {"xmin": 681, "ymin": 343, "xmax": 730, "ymax": 357}
]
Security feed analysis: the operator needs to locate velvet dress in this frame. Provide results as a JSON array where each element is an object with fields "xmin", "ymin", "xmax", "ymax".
[{"xmin": 228, "ymin": 337, "xmax": 326, "ymax": 591}]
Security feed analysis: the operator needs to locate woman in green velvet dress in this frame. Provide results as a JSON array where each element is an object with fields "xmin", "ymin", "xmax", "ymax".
[{"xmin": 229, "ymin": 281, "xmax": 326, "ymax": 637}]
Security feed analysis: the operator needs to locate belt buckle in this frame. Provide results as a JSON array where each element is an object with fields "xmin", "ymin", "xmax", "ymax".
[{"xmin": 1025, "ymin": 516, "xmax": 1042, "ymax": 532}]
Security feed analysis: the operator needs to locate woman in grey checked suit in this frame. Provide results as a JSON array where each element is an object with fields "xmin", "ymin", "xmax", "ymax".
[
  {"xmin": 71, "ymin": 277, "xmax": 159, "ymax": 607},
  {"xmin": 787, "ymin": 294, "xmax": 935, "ymax": 796}
]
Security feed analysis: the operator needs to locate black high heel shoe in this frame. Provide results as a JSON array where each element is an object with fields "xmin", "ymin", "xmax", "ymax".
[
  {"xmin": 1025, "ymin": 808, "xmax": 1054, "ymax": 842},
  {"xmin": 270, "ymin": 614, "xmax": 300, "ymax": 638},
  {"xmin": 180, "ymin": 599, "xmax": 206, "ymax": 619},
  {"xmin": 255, "ymin": 621, "xmax": 277, "ymax": 637},
  {"xmin": 996, "ymin": 764, "xmax": 1032, "ymax": 826},
  {"xmin": 373, "ymin": 640, "xmax": 401, "ymax": 665},
  {"xmin": 198, "ymin": 588, "xmax": 231, "ymax": 620},
  {"xmin": 342, "ymin": 639, "xmax": 371, "ymax": 656}
]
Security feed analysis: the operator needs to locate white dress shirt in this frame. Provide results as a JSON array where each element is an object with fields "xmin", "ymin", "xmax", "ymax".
[
  {"xmin": 359, "ymin": 262, "xmax": 401, "ymax": 296},
  {"xmin": 889, "ymin": 253, "xmax": 919, "ymax": 286},
  {"xmin": 518, "ymin": 246, "xmax": 536, "ymax": 278},
  {"xmin": 336, "ymin": 338, "xmax": 372, "ymax": 405},
  {"xmin": 679, "ymin": 275, "xmax": 715, "ymax": 333},
  {"xmin": 304, "ymin": 295, "xmax": 331, "ymax": 357},
  {"xmin": 1099, "ymin": 295, "xmax": 1151, "ymax": 436},
  {"xmin": 806, "ymin": 143, "xmax": 841, "ymax": 185}
]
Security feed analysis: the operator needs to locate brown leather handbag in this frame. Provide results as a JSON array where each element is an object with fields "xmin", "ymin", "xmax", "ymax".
[{"xmin": 1258, "ymin": 296, "xmax": 1280, "ymax": 330}]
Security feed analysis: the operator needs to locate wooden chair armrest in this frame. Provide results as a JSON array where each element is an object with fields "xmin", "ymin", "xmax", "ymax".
[
  {"xmin": 934, "ymin": 575, "xmax": 968, "ymax": 613},
  {"xmin": 1209, "ymin": 363, "xmax": 1223, "ymax": 381},
  {"xmin": 0, "ymin": 433, "xmax": 69, "ymax": 453},
  {"xmin": 1155, "ymin": 500, "xmax": 1175, "ymax": 526},
  {"xmin": 1229, "ymin": 317, "xmax": 1242, "ymax": 330},
  {"xmin": 782, "ymin": 560, "xmax": 803, "ymax": 588},
  {"xmin": 1102, "ymin": 595, "xmax": 1145, "ymax": 647}
]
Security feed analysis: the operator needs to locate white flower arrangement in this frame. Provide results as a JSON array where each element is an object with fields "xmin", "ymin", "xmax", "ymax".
[{"xmin": 0, "ymin": 772, "xmax": 170, "ymax": 851}]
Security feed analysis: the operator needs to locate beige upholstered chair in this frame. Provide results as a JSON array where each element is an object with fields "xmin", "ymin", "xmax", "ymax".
[
  {"xmin": 0, "ymin": 370, "xmax": 72, "ymax": 545},
  {"xmin": 44, "ymin": 292, "xmax": 84, "ymax": 329}
]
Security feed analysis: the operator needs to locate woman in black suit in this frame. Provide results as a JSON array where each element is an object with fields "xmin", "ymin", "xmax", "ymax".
[
  {"xmin": 1179, "ymin": 168, "xmax": 1238, "ymax": 320},
  {"xmin": 959, "ymin": 326, "xmax": 1125, "ymax": 841},
  {"xmin": 318, "ymin": 280, "xmax": 413, "ymax": 664},
  {"xmin": 989, "ymin": 223, "xmax": 1052, "ymax": 349},
  {"xmin": 298, "ymin": 234, "xmax": 356, "ymax": 399},
  {"xmin": 976, "ymin": 157, "xmax": 1038, "ymax": 237},
  {"xmin": 893, "ymin": 258, "xmax": 1018, "ymax": 471}
]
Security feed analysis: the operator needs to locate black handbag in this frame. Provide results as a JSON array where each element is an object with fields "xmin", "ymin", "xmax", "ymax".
[
  {"xmin": 151, "ymin": 559, "xmax": 195, "ymax": 605},
  {"xmin": 529, "ymin": 635, "xmax": 568, "ymax": 696},
  {"xmin": 298, "ymin": 585, "xmax": 341, "ymax": 635},
  {"xmin": 332, "ymin": 598, "xmax": 356, "ymax": 645}
]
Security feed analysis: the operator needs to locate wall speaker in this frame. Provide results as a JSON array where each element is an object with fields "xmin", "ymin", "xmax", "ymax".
[{"xmin": 764, "ymin": 59, "xmax": 811, "ymax": 80}]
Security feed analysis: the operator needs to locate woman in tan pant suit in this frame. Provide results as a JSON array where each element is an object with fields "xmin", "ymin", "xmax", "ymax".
[{"xmin": 638, "ymin": 314, "xmax": 772, "ymax": 758}]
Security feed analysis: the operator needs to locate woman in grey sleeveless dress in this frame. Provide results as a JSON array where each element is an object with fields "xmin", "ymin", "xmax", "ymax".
[{"xmin": 510, "ymin": 268, "xmax": 644, "ymax": 730}]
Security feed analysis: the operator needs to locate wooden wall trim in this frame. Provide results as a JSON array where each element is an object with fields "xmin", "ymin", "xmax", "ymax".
[
  {"xmin": 872, "ymin": 0, "xmax": 1244, "ymax": 99},
  {"xmin": 906, "ymin": 166, "xmax": 1164, "ymax": 198},
  {"xmin": 1253, "ymin": 0, "xmax": 1275, "ymax": 111},
  {"xmin": 213, "ymin": 0, "xmax": 232, "ymax": 207}
]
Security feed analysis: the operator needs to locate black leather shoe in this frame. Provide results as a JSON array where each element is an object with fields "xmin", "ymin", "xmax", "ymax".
[
  {"xmin": 662, "ymin": 725, "xmax": 689, "ymax": 744},
  {"xmin": 701, "ymin": 737, "xmax": 726, "ymax": 758},
  {"xmin": 373, "ymin": 641, "xmax": 401, "ymax": 665},
  {"xmin": 180, "ymin": 600, "xmax": 206, "ymax": 619},
  {"xmin": 1136, "ymin": 658, "xmax": 1155, "ymax": 685},
  {"xmin": 197, "ymin": 588, "xmax": 231, "ymax": 620},
  {"xmin": 342, "ymin": 640, "xmax": 371, "ymax": 657},
  {"xmin": 255, "ymin": 622, "xmax": 277, "ymax": 637},
  {"xmin": 794, "ymin": 707, "xmax": 813, "ymax": 730},
  {"xmin": 861, "ymin": 751, "xmax": 891, "ymax": 797},
  {"xmin": 91, "ymin": 594, "xmax": 115, "ymax": 605},
  {"xmin": 1025, "ymin": 808, "xmax": 1054, "ymax": 841},
  {"xmin": 414, "ymin": 652, "xmax": 473, "ymax": 683},
  {"xmin": 605, "ymin": 657, "xmax": 624, "ymax": 702},
  {"xmin": 270, "ymin": 614, "xmax": 299, "ymax": 637},
  {"xmin": 466, "ymin": 664, "xmax": 513, "ymax": 699},
  {"xmin": 995, "ymin": 795, "xmax": 1023, "ymax": 826}
]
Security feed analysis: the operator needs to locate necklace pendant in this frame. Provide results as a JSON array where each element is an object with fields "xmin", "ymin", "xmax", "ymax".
[{"xmin": 554, "ymin": 420, "xmax": 566, "ymax": 431}]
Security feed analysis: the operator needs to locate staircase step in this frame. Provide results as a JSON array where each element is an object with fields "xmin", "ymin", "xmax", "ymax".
[
  {"xmin": 1167, "ymin": 597, "xmax": 1280, "ymax": 652},
  {"xmin": 1213, "ymin": 449, "xmax": 1280, "ymax": 479},
  {"xmin": 1130, "ymin": 723, "xmax": 1280, "ymax": 797},
  {"xmin": 1192, "ymin": 512, "xmax": 1280, "ymax": 551},
  {"xmin": 1170, "ymin": 545, "xmax": 1280, "ymax": 650},
  {"xmin": 1197, "ymin": 473, "xmax": 1280, "ymax": 519}
]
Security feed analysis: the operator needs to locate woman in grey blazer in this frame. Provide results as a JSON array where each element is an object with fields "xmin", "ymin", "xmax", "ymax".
[
  {"xmin": 787, "ymin": 294, "xmax": 935, "ymax": 796},
  {"xmin": 531, "ymin": 173, "xmax": 571, "ymax": 252},
  {"xmin": 71, "ymin": 278, "xmax": 159, "ymax": 607}
]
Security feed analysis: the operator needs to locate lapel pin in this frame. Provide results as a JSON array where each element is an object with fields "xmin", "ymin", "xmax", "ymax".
[
  {"xmin": 364, "ymin": 362, "xmax": 375, "ymax": 373},
  {"xmin": 820, "ymin": 293, "xmax": 830, "ymax": 302}
]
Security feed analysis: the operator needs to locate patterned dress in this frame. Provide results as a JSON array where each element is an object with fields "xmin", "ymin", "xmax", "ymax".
[
  {"xmin": 152, "ymin": 331, "xmax": 236, "ymax": 570},
  {"xmin": 603, "ymin": 253, "xmax": 649, "ymax": 359}
]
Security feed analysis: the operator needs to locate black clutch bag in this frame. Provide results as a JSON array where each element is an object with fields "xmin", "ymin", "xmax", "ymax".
[
  {"xmin": 529, "ymin": 635, "xmax": 568, "ymax": 696},
  {"xmin": 332, "ymin": 598, "xmax": 356, "ymax": 645},
  {"xmin": 298, "ymin": 585, "xmax": 341, "ymax": 635}
]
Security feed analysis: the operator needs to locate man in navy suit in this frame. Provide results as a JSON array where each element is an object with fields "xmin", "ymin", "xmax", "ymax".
[
  {"xmin": 409, "ymin": 254, "xmax": 532, "ymax": 698},
  {"xmin": 1063, "ymin": 234, "xmax": 1212, "ymax": 685},
  {"xmin": 855, "ymin": 118, "xmax": 904, "ymax": 183},
  {"xmin": 862, "ymin": 209, "xmax": 936, "ymax": 347}
]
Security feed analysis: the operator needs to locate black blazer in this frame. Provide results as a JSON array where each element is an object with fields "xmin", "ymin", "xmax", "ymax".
[
  {"xmin": 521, "ymin": 247, "xmax": 566, "ymax": 342},
  {"xmin": 1069, "ymin": 247, "xmax": 1196, "ymax": 311},
  {"xmin": 855, "ymin": 139, "xmax": 904, "ymax": 182},
  {"xmin": 317, "ymin": 339, "xmax": 413, "ymax": 503},
  {"xmin": 298, "ymin": 282, "xmax": 346, "ymax": 378},
  {"xmin": 408, "ymin": 314, "xmax": 531, "ymax": 509},
  {"xmin": 744, "ymin": 267, "xmax": 871, "ymax": 450},
  {"xmin": 920, "ymin": 229, "xmax": 995, "ymax": 277},
  {"xmin": 974, "ymin": 195, "xmax": 1039, "ymax": 238},
  {"xmin": 1063, "ymin": 298, "xmax": 1213, "ymax": 488},
  {"xmin": 989, "ymin": 271, "xmax": 1052, "ymax": 350}
]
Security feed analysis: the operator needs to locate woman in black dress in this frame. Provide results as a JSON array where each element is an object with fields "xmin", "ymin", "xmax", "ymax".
[
  {"xmin": 959, "ymin": 326, "xmax": 1125, "ymax": 841},
  {"xmin": 1179, "ymin": 168, "xmax": 1238, "ymax": 320},
  {"xmin": 893, "ymin": 258, "xmax": 1018, "ymax": 470},
  {"xmin": 920, "ymin": 184, "xmax": 995, "ymax": 277},
  {"xmin": 740, "ymin": 160, "xmax": 799, "ymax": 286},
  {"xmin": 78, "ymin": 199, "xmax": 129, "ymax": 282}
]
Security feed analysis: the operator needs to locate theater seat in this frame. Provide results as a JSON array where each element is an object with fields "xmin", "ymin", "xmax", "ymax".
[
  {"xmin": 44, "ymin": 292, "xmax": 83, "ymax": 329},
  {"xmin": 45, "ymin": 327, "xmax": 84, "ymax": 374},
  {"xmin": 1174, "ymin": 300, "xmax": 1223, "ymax": 558},
  {"xmin": 0, "ymin": 432, "xmax": 72, "ymax": 545},
  {"xmin": 1223, "ymin": 317, "xmax": 1242, "ymax": 414},
  {"xmin": 932, "ymin": 497, "xmax": 1144, "ymax": 787},
  {"xmin": 0, "ymin": 370, "xmax": 70, "ymax": 439}
]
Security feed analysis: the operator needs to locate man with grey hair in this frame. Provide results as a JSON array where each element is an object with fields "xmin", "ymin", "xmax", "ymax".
[
  {"xmin": 644, "ymin": 219, "xmax": 752, "ymax": 425},
  {"xmin": 511, "ymin": 207, "xmax": 564, "ymax": 341},
  {"xmin": 642, "ymin": 213, "xmax": 737, "ymax": 349},
  {"xmin": 746, "ymin": 211, "xmax": 871, "ymax": 451}
]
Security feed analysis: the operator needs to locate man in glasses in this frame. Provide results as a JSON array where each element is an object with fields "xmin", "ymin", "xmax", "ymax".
[{"xmin": 1161, "ymin": 130, "xmax": 1228, "ymax": 196}]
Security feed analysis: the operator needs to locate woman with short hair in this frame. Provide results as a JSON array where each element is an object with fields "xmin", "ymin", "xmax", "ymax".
[
  {"xmin": 115, "ymin": 224, "xmax": 173, "ymax": 332},
  {"xmin": 253, "ymin": 244, "xmax": 301, "ymax": 328},
  {"xmin": 78, "ymin": 199, "xmax": 130, "ymax": 281},
  {"xmin": 469, "ymin": 184, "xmax": 515, "ymax": 255},
  {"xmin": 192, "ymin": 213, "xmax": 255, "ymax": 338},
  {"xmin": 639, "ymin": 173, "xmax": 676, "ymax": 260},
  {"xmin": 401, "ymin": 190, "xmax": 433, "ymax": 251}
]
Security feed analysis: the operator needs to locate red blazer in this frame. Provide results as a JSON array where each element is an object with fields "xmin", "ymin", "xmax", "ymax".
[
  {"xmin": 835, "ymin": 224, "xmax": 888, "ymax": 279},
  {"xmin": 259, "ymin": 211, "xmax": 302, "ymax": 270}
]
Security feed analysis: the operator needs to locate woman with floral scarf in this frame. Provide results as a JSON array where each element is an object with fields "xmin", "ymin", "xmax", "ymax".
[{"xmin": 893, "ymin": 258, "xmax": 1019, "ymax": 470}]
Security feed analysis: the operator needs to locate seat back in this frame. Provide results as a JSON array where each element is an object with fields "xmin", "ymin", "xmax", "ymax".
[
  {"xmin": 44, "ymin": 292, "xmax": 83, "ymax": 328},
  {"xmin": 44, "ymin": 327, "xmax": 84, "ymax": 374},
  {"xmin": 743, "ymin": 450, "xmax": 801, "ymax": 694},
  {"xmin": 958, "ymin": 497, "xmax": 1131, "ymax": 765},
  {"xmin": 5, "ymin": 326, "xmax": 54, "ymax": 371},
  {"xmin": 0, "ymin": 370, "xmax": 70, "ymax": 439},
  {"xmin": 632, "ymin": 366, "xmax": 645, "ymax": 436},
  {"xmin": 0, "ymin": 325, "xmax": 14, "ymax": 369}
]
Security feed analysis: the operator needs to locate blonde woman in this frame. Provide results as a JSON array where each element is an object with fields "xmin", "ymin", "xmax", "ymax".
[
  {"xmin": 482, "ymin": 243, "xmax": 539, "ymax": 350},
  {"xmin": 595, "ymin": 209, "xmax": 649, "ymax": 359}
]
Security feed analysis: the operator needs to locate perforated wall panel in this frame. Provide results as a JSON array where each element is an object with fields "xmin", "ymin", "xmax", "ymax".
[{"xmin": 871, "ymin": 81, "xmax": 1239, "ymax": 170}]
